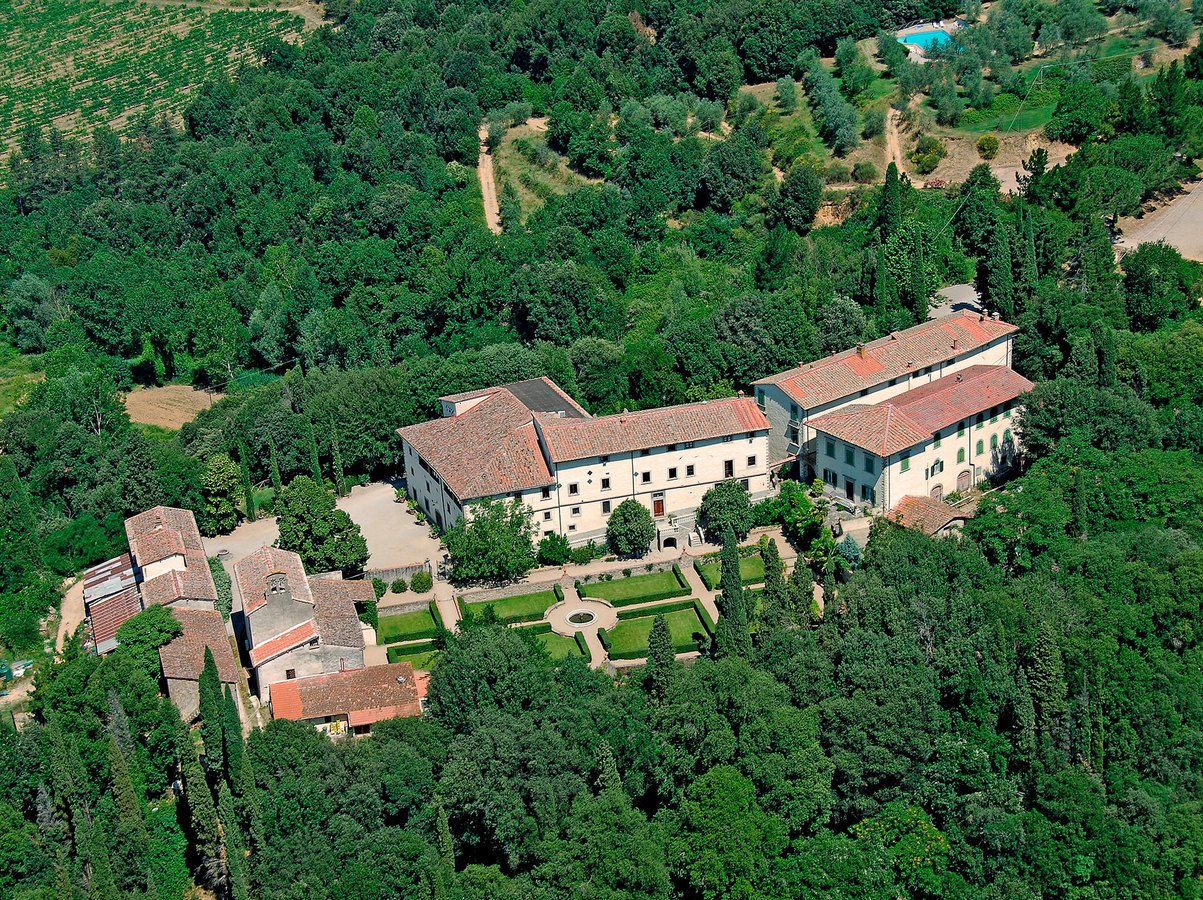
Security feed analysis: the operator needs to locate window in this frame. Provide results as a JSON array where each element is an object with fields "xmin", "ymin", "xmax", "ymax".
[
  {"xmin": 285, "ymin": 669, "xmax": 296, "ymax": 680},
  {"xmin": 686, "ymin": 464, "xmax": 695, "ymax": 477},
  {"xmin": 666, "ymin": 444, "xmax": 677, "ymax": 452},
  {"xmin": 568, "ymin": 524, "xmax": 577, "ymax": 532},
  {"xmin": 863, "ymin": 456, "xmax": 875, "ymax": 474},
  {"xmin": 975, "ymin": 413, "xmax": 984, "ymax": 429},
  {"xmin": 1004, "ymin": 428, "xmax": 1013, "ymax": 443},
  {"xmin": 642, "ymin": 472, "xmax": 651, "ymax": 484},
  {"xmin": 957, "ymin": 448, "xmax": 966, "ymax": 463},
  {"xmin": 889, "ymin": 378, "xmax": 898, "ymax": 386},
  {"xmin": 931, "ymin": 458, "xmax": 944, "ymax": 475},
  {"xmin": 600, "ymin": 455, "xmax": 609, "ymax": 463},
  {"xmin": 756, "ymin": 389, "xmax": 766, "ymax": 410},
  {"xmin": 543, "ymin": 529, "xmax": 554, "ymax": 537},
  {"xmin": 825, "ymin": 440, "xmax": 836, "ymax": 458},
  {"xmin": 668, "ymin": 467, "xmax": 678, "ymax": 480},
  {"xmin": 640, "ymin": 448, "xmax": 651, "ymax": 456},
  {"xmin": 1004, "ymin": 408, "xmax": 1012, "ymax": 419},
  {"xmin": 682, "ymin": 441, "xmax": 696, "ymax": 450},
  {"xmin": 571, "ymin": 506, "xmax": 581, "ymax": 517},
  {"xmin": 747, "ymin": 455, "xmax": 757, "ymax": 467},
  {"xmin": 787, "ymin": 425, "xmax": 799, "ymax": 445},
  {"xmin": 990, "ymin": 434, "xmax": 999, "ymax": 450},
  {"xmin": 860, "ymin": 388, "xmax": 870, "ymax": 397},
  {"xmin": 512, "ymin": 491, "xmax": 521, "ymax": 501},
  {"xmin": 568, "ymin": 483, "xmax": 579, "ymax": 496},
  {"xmin": 541, "ymin": 487, "xmax": 551, "ymax": 500},
  {"xmin": 933, "ymin": 433, "xmax": 941, "ymax": 449},
  {"xmin": 601, "ymin": 477, "xmax": 611, "ymax": 491},
  {"xmin": 957, "ymin": 422, "xmax": 965, "ymax": 438},
  {"xmin": 861, "ymin": 484, "xmax": 871, "ymax": 501},
  {"xmin": 900, "ymin": 451, "xmax": 910, "ymax": 472},
  {"xmin": 722, "ymin": 435, "xmax": 733, "ymax": 443},
  {"xmin": 724, "ymin": 460, "xmax": 734, "ymax": 478},
  {"xmin": 543, "ymin": 511, "xmax": 552, "ymax": 521},
  {"xmin": 844, "ymin": 447, "xmax": 854, "ymax": 466},
  {"xmin": 602, "ymin": 500, "xmax": 611, "ymax": 514},
  {"xmin": 790, "ymin": 403, "xmax": 799, "ymax": 420},
  {"xmin": 741, "ymin": 478, "xmax": 750, "ymax": 489},
  {"xmin": 976, "ymin": 439, "xmax": 985, "ymax": 456}
]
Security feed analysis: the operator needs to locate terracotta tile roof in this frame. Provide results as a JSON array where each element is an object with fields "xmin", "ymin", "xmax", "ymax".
[
  {"xmin": 247, "ymin": 620, "xmax": 318, "ymax": 666},
  {"xmin": 308, "ymin": 577, "xmax": 369, "ymax": 650},
  {"xmin": 399, "ymin": 388, "xmax": 557, "ymax": 500},
  {"xmin": 134, "ymin": 528, "xmax": 187, "ymax": 565},
  {"xmin": 809, "ymin": 404, "xmax": 931, "ymax": 457},
  {"xmin": 754, "ymin": 311, "xmax": 1017, "ymax": 409},
  {"xmin": 124, "ymin": 506, "xmax": 205, "ymax": 556},
  {"xmin": 139, "ymin": 549, "xmax": 219, "ymax": 605},
  {"xmin": 537, "ymin": 396, "xmax": 770, "ymax": 463},
  {"xmin": 89, "ymin": 586, "xmax": 144, "ymax": 653},
  {"xmin": 269, "ymin": 663, "xmax": 422, "ymax": 724},
  {"xmin": 888, "ymin": 495, "xmax": 968, "ymax": 536},
  {"xmin": 441, "ymin": 377, "xmax": 588, "ymax": 416},
  {"xmin": 83, "ymin": 553, "xmax": 136, "ymax": 605},
  {"xmin": 236, "ymin": 547, "xmax": 314, "ymax": 615},
  {"xmin": 809, "ymin": 366, "xmax": 1032, "ymax": 456},
  {"xmin": 158, "ymin": 608, "xmax": 239, "ymax": 682}
]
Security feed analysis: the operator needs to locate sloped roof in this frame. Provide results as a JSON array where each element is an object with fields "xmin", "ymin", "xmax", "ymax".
[
  {"xmin": 83, "ymin": 553, "xmax": 136, "ymax": 606},
  {"xmin": 888, "ymin": 495, "xmax": 968, "ymax": 536},
  {"xmin": 124, "ymin": 506, "xmax": 205, "ymax": 555},
  {"xmin": 809, "ymin": 366, "xmax": 1032, "ymax": 456},
  {"xmin": 754, "ymin": 311, "xmax": 1017, "ymax": 409},
  {"xmin": 158, "ymin": 608, "xmax": 239, "ymax": 682},
  {"xmin": 399, "ymin": 387, "xmax": 558, "ymax": 500},
  {"xmin": 89, "ymin": 587, "xmax": 144, "ymax": 653},
  {"xmin": 440, "ymin": 377, "xmax": 588, "ymax": 416},
  {"xmin": 269, "ymin": 662, "xmax": 422, "ymax": 724},
  {"xmin": 236, "ymin": 546, "xmax": 314, "ymax": 615},
  {"xmin": 537, "ymin": 397, "xmax": 770, "ymax": 463},
  {"xmin": 247, "ymin": 620, "xmax": 318, "ymax": 667},
  {"xmin": 308, "ymin": 577, "xmax": 369, "ymax": 650},
  {"xmin": 139, "ymin": 551, "xmax": 219, "ymax": 606},
  {"xmin": 124, "ymin": 507, "xmax": 216, "ymax": 605}
]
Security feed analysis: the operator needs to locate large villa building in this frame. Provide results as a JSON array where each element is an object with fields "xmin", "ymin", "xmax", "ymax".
[
  {"xmin": 752, "ymin": 310, "xmax": 1018, "ymax": 475},
  {"xmin": 398, "ymin": 377, "xmax": 772, "ymax": 549}
]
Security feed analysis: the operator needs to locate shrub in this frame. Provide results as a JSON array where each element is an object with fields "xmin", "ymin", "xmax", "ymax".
[
  {"xmin": 622, "ymin": 568, "xmax": 632, "ymax": 578},
  {"xmin": 824, "ymin": 162, "xmax": 851, "ymax": 183},
  {"xmin": 538, "ymin": 532, "xmax": 572, "ymax": 566},
  {"xmin": 976, "ymin": 133, "xmax": 1000, "ymax": 160},
  {"xmin": 802, "ymin": 53, "xmax": 860, "ymax": 154},
  {"xmin": 209, "ymin": 558, "xmax": 232, "ymax": 622},
  {"xmin": 570, "ymin": 541, "xmax": 601, "ymax": 565},
  {"xmin": 852, "ymin": 161, "xmax": 878, "ymax": 184},
  {"xmin": 909, "ymin": 133, "xmax": 947, "ymax": 175},
  {"xmin": 862, "ymin": 108, "xmax": 886, "ymax": 138},
  {"xmin": 372, "ymin": 577, "xmax": 387, "ymax": 600},
  {"xmin": 358, "ymin": 601, "xmax": 379, "ymax": 631},
  {"xmin": 411, "ymin": 571, "xmax": 434, "ymax": 593},
  {"xmin": 836, "ymin": 534, "xmax": 863, "ymax": 570},
  {"xmin": 391, "ymin": 577, "xmax": 408, "ymax": 593}
]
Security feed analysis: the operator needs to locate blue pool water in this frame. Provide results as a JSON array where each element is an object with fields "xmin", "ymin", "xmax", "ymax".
[{"xmin": 900, "ymin": 28, "xmax": 952, "ymax": 51}]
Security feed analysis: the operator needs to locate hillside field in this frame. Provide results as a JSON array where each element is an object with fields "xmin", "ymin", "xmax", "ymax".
[{"xmin": 0, "ymin": 0, "xmax": 303, "ymax": 153}]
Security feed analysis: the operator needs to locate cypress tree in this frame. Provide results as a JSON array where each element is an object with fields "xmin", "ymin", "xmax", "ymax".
[
  {"xmin": 1017, "ymin": 206, "xmax": 1039, "ymax": 309},
  {"xmin": 106, "ymin": 691, "xmax": 134, "ymax": 760},
  {"xmin": 880, "ymin": 161, "xmax": 901, "ymax": 238},
  {"xmin": 758, "ymin": 540, "xmax": 787, "ymax": 631},
  {"xmin": 983, "ymin": 222, "xmax": 1014, "ymax": 320},
  {"xmin": 107, "ymin": 736, "xmax": 149, "ymax": 891},
  {"xmin": 198, "ymin": 648, "xmax": 224, "ymax": 777},
  {"xmin": 218, "ymin": 781, "xmax": 250, "ymax": 900},
  {"xmin": 644, "ymin": 614, "xmax": 676, "ymax": 702},
  {"xmin": 221, "ymin": 687, "xmax": 243, "ymax": 788},
  {"xmin": 177, "ymin": 725, "xmax": 222, "ymax": 887},
  {"xmin": 435, "ymin": 802, "xmax": 455, "ymax": 870},
  {"xmin": 84, "ymin": 820, "xmax": 119, "ymax": 900},
  {"xmin": 905, "ymin": 232, "xmax": 930, "ymax": 322},
  {"xmin": 1028, "ymin": 620, "xmax": 1069, "ymax": 752},
  {"xmin": 714, "ymin": 528, "xmax": 752, "ymax": 658},
  {"xmin": 237, "ymin": 442, "xmax": 256, "ymax": 523},
  {"xmin": 595, "ymin": 740, "xmax": 623, "ymax": 796},
  {"xmin": 236, "ymin": 754, "xmax": 265, "ymax": 853},
  {"xmin": 306, "ymin": 420, "xmax": 322, "ymax": 484},
  {"xmin": 1092, "ymin": 320, "xmax": 1117, "ymax": 388},
  {"xmin": 268, "ymin": 440, "xmax": 283, "ymax": 494},
  {"xmin": 330, "ymin": 428, "xmax": 346, "ymax": 497},
  {"xmin": 1015, "ymin": 667, "xmax": 1036, "ymax": 755},
  {"xmin": 872, "ymin": 243, "xmax": 900, "ymax": 328}
]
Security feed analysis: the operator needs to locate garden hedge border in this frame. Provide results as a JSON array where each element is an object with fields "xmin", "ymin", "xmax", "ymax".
[
  {"xmin": 581, "ymin": 566, "xmax": 691, "ymax": 607},
  {"xmin": 386, "ymin": 639, "xmax": 439, "ymax": 664},
  {"xmin": 428, "ymin": 599, "xmax": 444, "ymax": 632},
  {"xmin": 603, "ymin": 599, "xmax": 716, "ymax": 660},
  {"xmin": 379, "ymin": 605, "xmax": 441, "ymax": 642}
]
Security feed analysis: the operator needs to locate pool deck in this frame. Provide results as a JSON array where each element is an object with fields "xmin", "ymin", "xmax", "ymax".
[{"xmin": 897, "ymin": 19, "xmax": 964, "ymax": 60}]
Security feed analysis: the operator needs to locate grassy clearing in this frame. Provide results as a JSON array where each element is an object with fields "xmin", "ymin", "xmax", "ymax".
[
  {"xmin": 606, "ymin": 606, "xmax": 707, "ymax": 659},
  {"xmin": 377, "ymin": 607, "xmax": 438, "ymax": 643},
  {"xmin": 579, "ymin": 569, "xmax": 689, "ymax": 606},
  {"xmin": 696, "ymin": 554, "xmax": 766, "ymax": 590},
  {"xmin": 386, "ymin": 647, "xmax": 440, "ymax": 669},
  {"xmin": 0, "ymin": 0, "xmax": 302, "ymax": 152},
  {"xmin": 538, "ymin": 632, "xmax": 585, "ymax": 660},
  {"xmin": 0, "ymin": 352, "xmax": 43, "ymax": 418},
  {"xmin": 493, "ymin": 123, "xmax": 594, "ymax": 222},
  {"xmin": 462, "ymin": 589, "xmax": 558, "ymax": 624}
]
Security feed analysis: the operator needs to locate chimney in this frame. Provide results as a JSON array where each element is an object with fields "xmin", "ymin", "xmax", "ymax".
[
  {"xmin": 952, "ymin": 338, "xmax": 959, "ymax": 350},
  {"xmin": 992, "ymin": 311, "xmax": 1001, "ymax": 320},
  {"xmin": 979, "ymin": 313, "xmax": 985, "ymax": 322},
  {"xmin": 856, "ymin": 342, "xmax": 865, "ymax": 358},
  {"xmin": 956, "ymin": 373, "xmax": 963, "ymax": 383}
]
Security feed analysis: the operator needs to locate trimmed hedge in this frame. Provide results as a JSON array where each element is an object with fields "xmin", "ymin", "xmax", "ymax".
[
  {"xmin": 553, "ymin": 583, "xmax": 565, "ymax": 602},
  {"xmin": 616, "ymin": 598, "xmax": 698, "ymax": 620},
  {"xmin": 428, "ymin": 599, "xmax": 444, "ymax": 631},
  {"xmin": 573, "ymin": 631, "xmax": 589, "ymax": 655},
  {"xmin": 597, "ymin": 627, "xmax": 611, "ymax": 652},
  {"xmin": 579, "ymin": 568, "xmax": 690, "ymax": 606},
  {"xmin": 385, "ymin": 639, "xmax": 438, "ymax": 664},
  {"xmin": 462, "ymin": 589, "xmax": 557, "ymax": 624},
  {"xmin": 516, "ymin": 621, "xmax": 554, "ymax": 635}
]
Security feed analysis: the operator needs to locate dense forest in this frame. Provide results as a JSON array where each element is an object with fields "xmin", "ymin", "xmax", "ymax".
[{"xmin": 1, "ymin": 0, "xmax": 1202, "ymax": 894}]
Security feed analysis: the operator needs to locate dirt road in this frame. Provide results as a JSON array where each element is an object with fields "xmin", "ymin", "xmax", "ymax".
[
  {"xmin": 56, "ymin": 577, "xmax": 85, "ymax": 655},
  {"xmin": 1117, "ymin": 179, "xmax": 1203, "ymax": 262},
  {"xmin": 886, "ymin": 108, "xmax": 906, "ymax": 175},
  {"xmin": 477, "ymin": 125, "xmax": 502, "ymax": 235}
]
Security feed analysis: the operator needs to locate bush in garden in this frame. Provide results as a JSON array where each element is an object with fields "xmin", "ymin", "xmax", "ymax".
[
  {"xmin": 977, "ymin": 133, "xmax": 1000, "ymax": 160},
  {"xmin": 410, "ymin": 571, "xmax": 433, "ymax": 593},
  {"xmin": 538, "ymin": 532, "xmax": 572, "ymax": 566},
  {"xmin": 391, "ymin": 577, "xmax": 408, "ymax": 593}
]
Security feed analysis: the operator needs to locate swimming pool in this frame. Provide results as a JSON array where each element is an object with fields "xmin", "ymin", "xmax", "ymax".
[{"xmin": 900, "ymin": 28, "xmax": 951, "ymax": 51}]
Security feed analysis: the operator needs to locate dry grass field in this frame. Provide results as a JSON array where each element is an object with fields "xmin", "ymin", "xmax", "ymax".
[
  {"xmin": 124, "ymin": 384, "xmax": 220, "ymax": 429},
  {"xmin": 0, "ymin": 0, "xmax": 305, "ymax": 154}
]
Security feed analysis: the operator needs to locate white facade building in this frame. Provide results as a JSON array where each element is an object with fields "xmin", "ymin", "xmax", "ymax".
[
  {"xmin": 398, "ymin": 378, "xmax": 771, "ymax": 549},
  {"xmin": 751, "ymin": 311, "xmax": 1017, "ymax": 477},
  {"xmin": 808, "ymin": 365, "xmax": 1033, "ymax": 511}
]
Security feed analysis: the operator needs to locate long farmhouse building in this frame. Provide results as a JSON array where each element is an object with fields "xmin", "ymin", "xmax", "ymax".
[{"xmin": 398, "ymin": 378, "xmax": 771, "ymax": 549}]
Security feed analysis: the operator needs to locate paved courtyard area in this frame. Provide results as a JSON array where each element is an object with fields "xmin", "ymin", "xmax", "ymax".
[{"xmin": 337, "ymin": 481, "xmax": 443, "ymax": 571}]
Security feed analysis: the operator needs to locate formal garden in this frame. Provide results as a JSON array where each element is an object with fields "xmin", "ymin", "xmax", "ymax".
[
  {"xmin": 598, "ymin": 599, "xmax": 715, "ymax": 661},
  {"xmin": 576, "ymin": 565, "xmax": 690, "ymax": 606},
  {"xmin": 694, "ymin": 550, "xmax": 766, "ymax": 590}
]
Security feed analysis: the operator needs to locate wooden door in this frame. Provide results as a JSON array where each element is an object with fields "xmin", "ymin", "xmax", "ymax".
[
  {"xmin": 653, "ymin": 496, "xmax": 665, "ymax": 517},
  {"xmin": 957, "ymin": 470, "xmax": 971, "ymax": 492},
  {"xmin": 930, "ymin": 484, "xmax": 943, "ymax": 501}
]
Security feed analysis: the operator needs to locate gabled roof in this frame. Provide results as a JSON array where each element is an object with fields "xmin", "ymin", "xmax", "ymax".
[
  {"xmin": 308, "ymin": 577, "xmax": 369, "ymax": 650},
  {"xmin": 809, "ymin": 366, "xmax": 1033, "ymax": 456},
  {"xmin": 89, "ymin": 587, "xmax": 144, "ymax": 654},
  {"xmin": 537, "ymin": 397, "xmax": 770, "ymax": 463},
  {"xmin": 124, "ymin": 506, "xmax": 217, "ymax": 605},
  {"xmin": 399, "ymin": 387, "xmax": 559, "ymax": 500},
  {"xmin": 754, "ymin": 311, "xmax": 1017, "ymax": 409},
  {"xmin": 158, "ymin": 608, "xmax": 239, "ymax": 683},
  {"xmin": 441, "ymin": 377, "xmax": 589, "ymax": 417},
  {"xmin": 888, "ymin": 495, "xmax": 968, "ymax": 536},
  {"xmin": 236, "ymin": 547, "xmax": 314, "ymax": 615},
  {"xmin": 269, "ymin": 662, "xmax": 422, "ymax": 724},
  {"xmin": 124, "ymin": 506, "xmax": 205, "ymax": 556},
  {"xmin": 139, "ymin": 554, "xmax": 219, "ymax": 606},
  {"xmin": 247, "ymin": 620, "xmax": 318, "ymax": 667}
]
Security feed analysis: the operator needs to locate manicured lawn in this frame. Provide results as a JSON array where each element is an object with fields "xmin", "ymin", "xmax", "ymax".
[
  {"xmin": 463, "ymin": 589, "xmax": 558, "ymax": 624},
  {"xmin": 697, "ymin": 554, "xmax": 766, "ymax": 589},
  {"xmin": 606, "ymin": 607, "xmax": 707, "ymax": 659},
  {"xmin": 377, "ymin": 607, "xmax": 437, "ymax": 643},
  {"xmin": 386, "ymin": 647, "xmax": 440, "ymax": 669},
  {"xmin": 539, "ymin": 632, "xmax": 585, "ymax": 660},
  {"xmin": 579, "ymin": 570, "xmax": 688, "ymax": 605}
]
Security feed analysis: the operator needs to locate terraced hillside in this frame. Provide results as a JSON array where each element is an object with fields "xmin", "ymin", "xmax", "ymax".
[{"xmin": 0, "ymin": 0, "xmax": 303, "ymax": 152}]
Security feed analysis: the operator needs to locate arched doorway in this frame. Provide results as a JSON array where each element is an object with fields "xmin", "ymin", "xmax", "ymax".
[
  {"xmin": 662, "ymin": 537, "xmax": 677, "ymax": 549},
  {"xmin": 930, "ymin": 484, "xmax": 943, "ymax": 501},
  {"xmin": 957, "ymin": 470, "xmax": 971, "ymax": 492}
]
